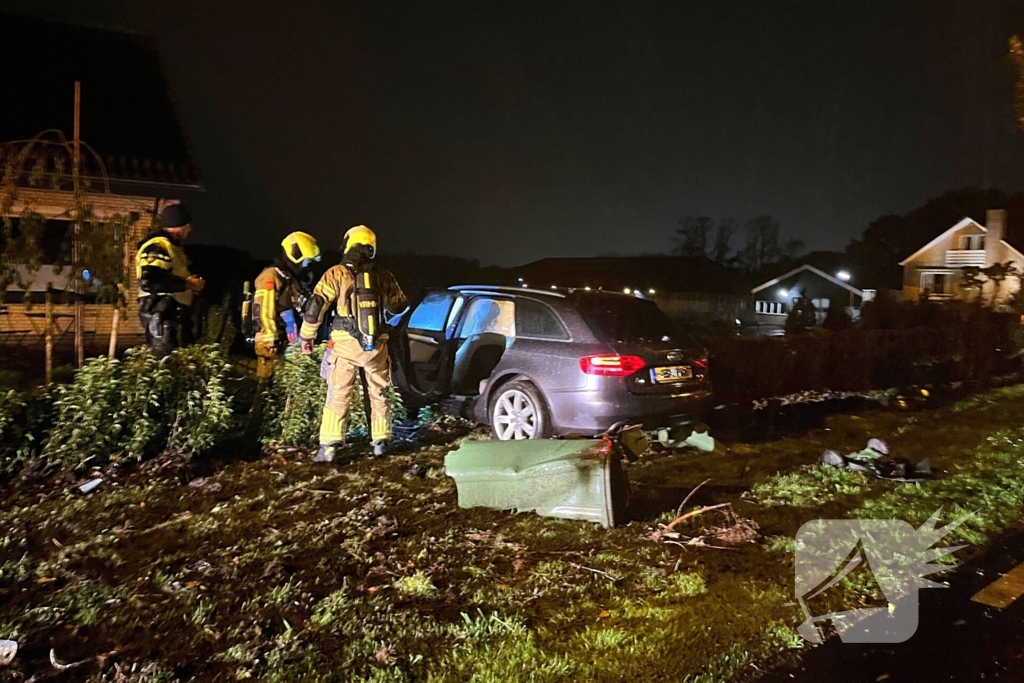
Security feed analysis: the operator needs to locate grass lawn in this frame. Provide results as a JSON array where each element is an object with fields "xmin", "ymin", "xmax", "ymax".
[{"xmin": 2, "ymin": 385, "xmax": 1024, "ymax": 682}]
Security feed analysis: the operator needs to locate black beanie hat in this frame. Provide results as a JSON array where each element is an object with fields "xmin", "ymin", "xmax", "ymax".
[{"xmin": 160, "ymin": 203, "xmax": 192, "ymax": 229}]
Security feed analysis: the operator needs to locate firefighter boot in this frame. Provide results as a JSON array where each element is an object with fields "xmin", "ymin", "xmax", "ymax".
[{"xmin": 314, "ymin": 442, "xmax": 349, "ymax": 464}]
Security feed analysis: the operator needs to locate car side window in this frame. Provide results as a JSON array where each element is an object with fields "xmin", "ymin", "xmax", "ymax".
[
  {"xmin": 408, "ymin": 292, "xmax": 456, "ymax": 332},
  {"xmin": 457, "ymin": 297, "xmax": 516, "ymax": 338},
  {"xmin": 515, "ymin": 298, "xmax": 570, "ymax": 340}
]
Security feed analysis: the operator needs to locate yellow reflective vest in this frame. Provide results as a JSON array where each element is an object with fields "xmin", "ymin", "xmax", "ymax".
[{"xmin": 135, "ymin": 232, "xmax": 193, "ymax": 307}]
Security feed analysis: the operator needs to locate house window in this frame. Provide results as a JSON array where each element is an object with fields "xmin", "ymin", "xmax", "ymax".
[
  {"xmin": 862, "ymin": 289, "xmax": 877, "ymax": 302},
  {"xmin": 920, "ymin": 272, "xmax": 954, "ymax": 295},
  {"xmin": 961, "ymin": 234, "xmax": 986, "ymax": 250},
  {"xmin": 4, "ymin": 217, "xmax": 72, "ymax": 265},
  {"xmin": 811, "ymin": 298, "xmax": 831, "ymax": 310},
  {"xmin": 755, "ymin": 300, "xmax": 786, "ymax": 315}
]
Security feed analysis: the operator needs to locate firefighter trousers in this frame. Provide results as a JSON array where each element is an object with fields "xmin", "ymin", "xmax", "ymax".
[{"xmin": 319, "ymin": 337, "xmax": 393, "ymax": 445}]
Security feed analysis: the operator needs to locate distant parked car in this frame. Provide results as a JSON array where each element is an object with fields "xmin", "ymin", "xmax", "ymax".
[{"xmin": 388, "ymin": 286, "xmax": 711, "ymax": 440}]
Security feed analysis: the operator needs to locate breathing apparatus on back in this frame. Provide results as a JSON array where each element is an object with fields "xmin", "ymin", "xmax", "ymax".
[{"xmin": 340, "ymin": 225, "xmax": 383, "ymax": 352}]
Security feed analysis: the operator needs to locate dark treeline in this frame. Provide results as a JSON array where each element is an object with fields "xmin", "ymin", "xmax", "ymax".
[{"xmin": 672, "ymin": 187, "xmax": 1024, "ymax": 289}]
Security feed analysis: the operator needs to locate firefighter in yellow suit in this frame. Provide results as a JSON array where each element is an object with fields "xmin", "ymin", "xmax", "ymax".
[
  {"xmin": 136, "ymin": 203, "xmax": 205, "ymax": 358},
  {"xmin": 300, "ymin": 226, "xmax": 407, "ymax": 462},
  {"xmin": 251, "ymin": 232, "xmax": 322, "ymax": 380}
]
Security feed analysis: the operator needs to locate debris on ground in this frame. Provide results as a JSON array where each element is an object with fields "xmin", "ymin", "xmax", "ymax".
[
  {"xmin": 188, "ymin": 477, "xmax": 224, "ymax": 493},
  {"xmin": 49, "ymin": 648, "xmax": 89, "ymax": 671},
  {"xmin": 445, "ymin": 438, "xmax": 630, "ymax": 527},
  {"xmin": 822, "ymin": 438, "xmax": 931, "ymax": 480},
  {"xmin": 78, "ymin": 478, "xmax": 102, "ymax": 494},
  {"xmin": 0, "ymin": 640, "xmax": 16, "ymax": 666},
  {"xmin": 646, "ymin": 502, "xmax": 762, "ymax": 547},
  {"xmin": 656, "ymin": 425, "xmax": 719, "ymax": 452}
]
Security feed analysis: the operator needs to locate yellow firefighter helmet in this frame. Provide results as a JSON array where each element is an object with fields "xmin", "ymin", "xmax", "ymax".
[
  {"xmin": 281, "ymin": 232, "xmax": 322, "ymax": 267},
  {"xmin": 343, "ymin": 225, "xmax": 377, "ymax": 257}
]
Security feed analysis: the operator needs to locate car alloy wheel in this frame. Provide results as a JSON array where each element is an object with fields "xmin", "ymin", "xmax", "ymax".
[{"xmin": 492, "ymin": 388, "xmax": 538, "ymax": 440}]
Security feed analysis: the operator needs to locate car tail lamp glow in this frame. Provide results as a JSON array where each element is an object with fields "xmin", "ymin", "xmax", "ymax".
[
  {"xmin": 693, "ymin": 356, "xmax": 708, "ymax": 382},
  {"xmin": 579, "ymin": 355, "xmax": 646, "ymax": 376}
]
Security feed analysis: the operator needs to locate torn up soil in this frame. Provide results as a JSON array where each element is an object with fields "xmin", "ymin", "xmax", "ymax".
[{"xmin": 3, "ymin": 386, "xmax": 1024, "ymax": 682}]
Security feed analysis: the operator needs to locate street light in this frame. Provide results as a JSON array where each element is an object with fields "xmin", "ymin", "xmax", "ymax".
[
  {"xmin": 648, "ymin": 288, "xmax": 656, "ymax": 295},
  {"xmin": 623, "ymin": 287, "xmax": 632, "ymax": 294},
  {"xmin": 837, "ymin": 270, "xmax": 851, "ymax": 282}
]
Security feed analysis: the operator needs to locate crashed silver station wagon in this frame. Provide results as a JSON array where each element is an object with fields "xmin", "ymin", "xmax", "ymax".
[{"xmin": 388, "ymin": 286, "xmax": 711, "ymax": 440}]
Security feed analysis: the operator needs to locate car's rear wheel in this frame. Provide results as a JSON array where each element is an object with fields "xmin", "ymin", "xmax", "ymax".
[{"xmin": 489, "ymin": 379, "xmax": 551, "ymax": 440}]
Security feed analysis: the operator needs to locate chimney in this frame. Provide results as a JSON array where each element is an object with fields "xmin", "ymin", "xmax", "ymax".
[{"xmin": 986, "ymin": 209, "xmax": 1006, "ymax": 265}]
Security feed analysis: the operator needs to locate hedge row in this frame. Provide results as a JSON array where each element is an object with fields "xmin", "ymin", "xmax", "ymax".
[
  {"xmin": 0, "ymin": 345, "xmax": 234, "ymax": 480},
  {"xmin": 708, "ymin": 308, "xmax": 1021, "ymax": 403}
]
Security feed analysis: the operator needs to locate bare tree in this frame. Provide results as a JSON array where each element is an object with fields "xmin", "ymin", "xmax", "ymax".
[
  {"xmin": 671, "ymin": 216, "xmax": 715, "ymax": 257},
  {"xmin": 783, "ymin": 237, "xmax": 806, "ymax": 261},
  {"xmin": 710, "ymin": 218, "xmax": 736, "ymax": 264},
  {"xmin": 738, "ymin": 215, "xmax": 783, "ymax": 271}
]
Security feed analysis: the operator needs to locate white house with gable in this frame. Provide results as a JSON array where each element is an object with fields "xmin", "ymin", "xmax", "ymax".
[{"xmin": 899, "ymin": 209, "xmax": 1023, "ymax": 304}]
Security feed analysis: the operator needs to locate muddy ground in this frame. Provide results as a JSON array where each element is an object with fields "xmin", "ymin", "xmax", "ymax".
[{"xmin": 2, "ymin": 386, "xmax": 1024, "ymax": 682}]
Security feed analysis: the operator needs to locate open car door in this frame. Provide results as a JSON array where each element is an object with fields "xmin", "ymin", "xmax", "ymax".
[{"xmin": 389, "ymin": 290, "xmax": 463, "ymax": 405}]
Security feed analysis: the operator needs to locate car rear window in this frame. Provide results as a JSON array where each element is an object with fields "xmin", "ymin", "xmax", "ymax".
[
  {"xmin": 515, "ymin": 298, "xmax": 569, "ymax": 340},
  {"xmin": 573, "ymin": 295, "xmax": 690, "ymax": 345}
]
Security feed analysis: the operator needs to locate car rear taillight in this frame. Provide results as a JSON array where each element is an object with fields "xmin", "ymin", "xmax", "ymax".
[
  {"xmin": 692, "ymin": 356, "xmax": 708, "ymax": 382},
  {"xmin": 579, "ymin": 354, "xmax": 646, "ymax": 376}
]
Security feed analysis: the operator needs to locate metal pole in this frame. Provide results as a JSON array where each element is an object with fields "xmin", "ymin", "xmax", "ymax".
[{"xmin": 73, "ymin": 80, "xmax": 84, "ymax": 368}]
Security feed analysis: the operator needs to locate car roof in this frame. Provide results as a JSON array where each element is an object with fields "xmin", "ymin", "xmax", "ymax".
[
  {"xmin": 447, "ymin": 285, "xmax": 640, "ymax": 300},
  {"xmin": 448, "ymin": 285, "xmax": 566, "ymax": 298}
]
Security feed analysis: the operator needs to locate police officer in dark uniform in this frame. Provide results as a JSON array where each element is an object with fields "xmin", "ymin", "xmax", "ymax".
[{"xmin": 135, "ymin": 203, "xmax": 205, "ymax": 357}]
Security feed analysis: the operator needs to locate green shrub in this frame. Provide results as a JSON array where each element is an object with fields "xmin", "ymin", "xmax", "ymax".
[
  {"xmin": 0, "ymin": 387, "xmax": 55, "ymax": 478},
  {"xmin": 162, "ymin": 346, "xmax": 234, "ymax": 455},
  {"xmin": 258, "ymin": 345, "xmax": 408, "ymax": 447},
  {"xmin": 38, "ymin": 345, "xmax": 233, "ymax": 474}
]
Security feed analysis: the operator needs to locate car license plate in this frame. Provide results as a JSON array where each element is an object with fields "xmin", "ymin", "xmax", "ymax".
[{"xmin": 651, "ymin": 365, "xmax": 692, "ymax": 384}]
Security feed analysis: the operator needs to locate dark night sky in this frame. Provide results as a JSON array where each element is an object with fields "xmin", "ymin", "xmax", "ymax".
[{"xmin": 7, "ymin": 0, "xmax": 1024, "ymax": 265}]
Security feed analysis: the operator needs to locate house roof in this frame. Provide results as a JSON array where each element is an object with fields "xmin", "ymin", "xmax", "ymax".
[
  {"xmin": 0, "ymin": 14, "xmax": 200, "ymax": 191},
  {"xmin": 1001, "ymin": 240, "xmax": 1024, "ymax": 262},
  {"xmin": 751, "ymin": 263, "xmax": 864, "ymax": 296},
  {"xmin": 898, "ymin": 217, "xmax": 985, "ymax": 266}
]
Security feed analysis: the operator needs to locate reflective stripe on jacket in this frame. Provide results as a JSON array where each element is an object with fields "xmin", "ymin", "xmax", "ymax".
[
  {"xmin": 136, "ymin": 233, "xmax": 193, "ymax": 307},
  {"xmin": 300, "ymin": 264, "xmax": 406, "ymax": 342},
  {"xmin": 252, "ymin": 266, "xmax": 304, "ymax": 344}
]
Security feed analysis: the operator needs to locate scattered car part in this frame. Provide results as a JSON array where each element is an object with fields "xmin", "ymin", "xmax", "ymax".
[
  {"xmin": 618, "ymin": 425, "xmax": 649, "ymax": 460},
  {"xmin": 821, "ymin": 439, "xmax": 931, "ymax": 480},
  {"xmin": 79, "ymin": 478, "xmax": 102, "ymax": 494},
  {"xmin": 444, "ymin": 438, "xmax": 630, "ymax": 528},
  {"xmin": 657, "ymin": 424, "xmax": 717, "ymax": 452},
  {"xmin": 0, "ymin": 640, "xmax": 16, "ymax": 666}
]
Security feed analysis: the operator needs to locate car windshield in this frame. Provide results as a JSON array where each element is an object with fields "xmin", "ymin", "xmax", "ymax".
[{"xmin": 574, "ymin": 294, "xmax": 691, "ymax": 345}]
